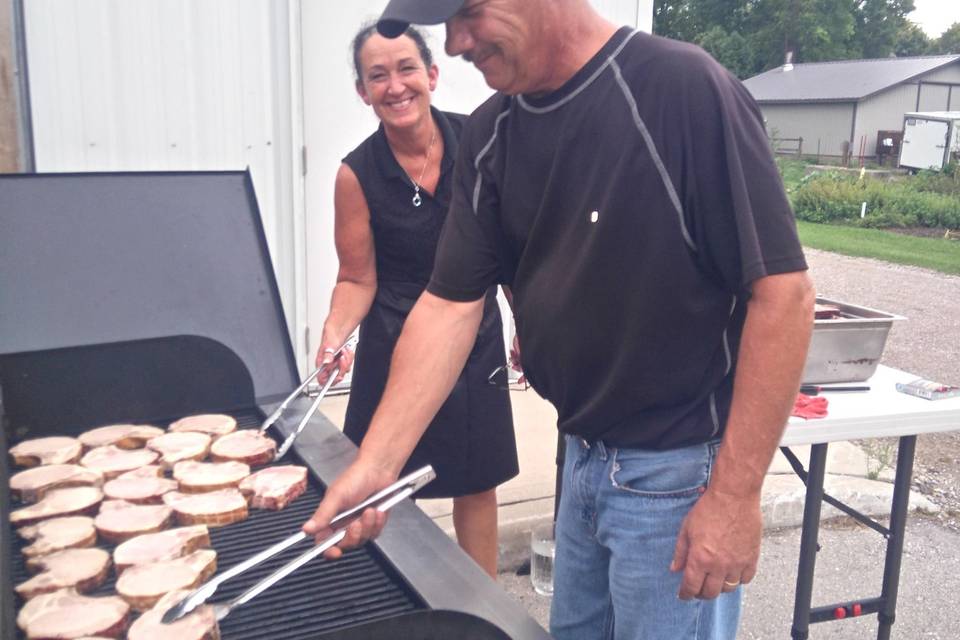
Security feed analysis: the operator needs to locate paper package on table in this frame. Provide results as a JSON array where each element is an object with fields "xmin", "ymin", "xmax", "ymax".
[{"xmin": 895, "ymin": 378, "xmax": 960, "ymax": 401}]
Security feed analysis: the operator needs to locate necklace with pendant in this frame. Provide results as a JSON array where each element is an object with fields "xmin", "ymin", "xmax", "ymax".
[{"xmin": 410, "ymin": 124, "xmax": 437, "ymax": 208}]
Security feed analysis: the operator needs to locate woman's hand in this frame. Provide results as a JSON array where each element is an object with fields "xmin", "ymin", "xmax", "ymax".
[{"xmin": 315, "ymin": 329, "xmax": 356, "ymax": 386}]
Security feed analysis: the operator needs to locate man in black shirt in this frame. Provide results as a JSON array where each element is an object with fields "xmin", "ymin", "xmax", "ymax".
[{"xmin": 305, "ymin": 1, "xmax": 815, "ymax": 638}]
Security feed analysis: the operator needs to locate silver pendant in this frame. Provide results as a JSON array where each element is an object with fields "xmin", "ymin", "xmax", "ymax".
[{"xmin": 412, "ymin": 189, "xmax": 422, "ymax": 207}]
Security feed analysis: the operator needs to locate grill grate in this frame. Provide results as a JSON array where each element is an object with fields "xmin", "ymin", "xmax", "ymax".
[{"xmin": 7, "ymin": 410, "xmax": 424, "ymax": 638}]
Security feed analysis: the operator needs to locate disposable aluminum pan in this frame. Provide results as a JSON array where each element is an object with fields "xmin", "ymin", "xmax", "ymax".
[{"xmin": 802, "ymin": 297, "xmax": 904, "ymax": 384}]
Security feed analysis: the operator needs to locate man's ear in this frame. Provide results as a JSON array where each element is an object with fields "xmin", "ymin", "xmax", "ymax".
[
  {"xmin": 428, "ymin": 64, "xmax": 439, "ymax": 92},
  {"xmin": 356, "ymin": 80, "xmax": 372, "ymax": 105}
]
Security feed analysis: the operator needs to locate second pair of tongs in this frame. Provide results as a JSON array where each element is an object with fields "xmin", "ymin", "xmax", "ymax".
[{"xmin": 162, "ymin": 464, "xmax": 436, "ymax": 625}]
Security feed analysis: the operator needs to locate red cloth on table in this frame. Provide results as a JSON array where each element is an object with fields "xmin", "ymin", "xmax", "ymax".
[{"xmin": 792, "ymin": 393, "xmax": 828, "ymax": 420}]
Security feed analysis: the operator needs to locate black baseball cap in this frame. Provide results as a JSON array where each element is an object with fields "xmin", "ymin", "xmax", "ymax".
[{"xmin": 377, "ymin": 0, "xmax": 467, "ymax": 38}]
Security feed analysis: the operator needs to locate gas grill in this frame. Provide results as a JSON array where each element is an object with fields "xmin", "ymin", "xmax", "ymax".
[{"xmin": 0, "ymin": 171, "xmax": 550, "ymax": 640}]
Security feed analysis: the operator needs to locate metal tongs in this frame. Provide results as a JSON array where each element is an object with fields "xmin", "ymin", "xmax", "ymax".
[
  {"xmin": 261, "ymin": 336, "xmax": 358, "ymax": 460},
  {"xmin": 162, "ymin": 464, "xmax": 436, "ymax": 625}
]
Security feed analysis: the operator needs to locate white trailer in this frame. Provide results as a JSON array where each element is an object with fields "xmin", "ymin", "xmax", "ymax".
[{"xmin": 899, "ymin": 111, "xmax": 960, "ymax": 171}]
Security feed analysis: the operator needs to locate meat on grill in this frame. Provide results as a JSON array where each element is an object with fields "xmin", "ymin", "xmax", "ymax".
[
  {"xmin": 16, "ymin": 589, "xmax": 130, "ymax": 639},
  {"xmin": 173, "ymin": 460, "xmax": 250, "ymax": 493},
  {"xmin": 163, "ymin": 489, "xmax": 248, "ymax": 527},
  {"xmin": 148, "ymin": 432, "xmax": 212, "ymax": 468},
  {"xmin": 78, "ymin": 424, "xmax": 165, "ymax": 450},
  {"xmin": 128, "ymin": 589, "xmax": 220, "ymax": 640},
  {"xmin": 210, "ymin": 430, "xmax": 276, "ymax": 466},
  {"xmin": 239, "ymin": 465, "xmax": 308, "ymax": 510},
  {"xmin": 19, "ymin": 516, "xmax": 97, "ymax": 558},
  {"xmin": 94, "ymin": 500, "xmax": 174, "ymax": 543},
  {"xmin": 113, "ymin": 525, "xmax": 210, "ymax": 574},
  {"xmin": 15, "ymin": 548, "xmax": 112, "ymax": 600},
  {"xmin": 814, "ymin": 303, "xmax": 843, "ymax": 320},
  {"xmin": 9, "ymin": 437, "xmax": 83, "ymax": 468},
  {"xmin": 80, "ymin": 446, "xmax": 160, "ymax": 479},
  {"xmin": 102, "ymin": 465, "xmax": 178, "ymax": 504},
  {"xmin": 116, "ymin": 549, "xmax": 217, "ymax": 611},
  {"xmin": 11, "ymin": 486, "xmax": 104, "ymax": 527},
  {"xmin": 10, "ymin": 464, "xmax": 104, "ymax": 503},
  {"xmin": 169, "ymin": 413, "xmax": 237, "ymax": 437}
]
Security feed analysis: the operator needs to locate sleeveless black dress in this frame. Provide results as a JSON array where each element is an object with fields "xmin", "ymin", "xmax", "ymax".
[{"xmin": 342, "ymin": 108, "xmax": 518, "ymax": 499}]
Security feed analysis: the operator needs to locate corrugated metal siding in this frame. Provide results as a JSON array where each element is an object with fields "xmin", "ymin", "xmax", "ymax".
[
  {"xmin": 759, "ymin": 103, "xmax": 854, "ymax": 157},
  {"xmin": 918, "ymin": 83, "xmax": 951, "ymax": 112},
  {"xmin": 854, "ymin": 84, "xmax": 920, "ymax": 157},
  {"xmin": 23, "ymin": 0, "xmax": 299, "ymax": 342},
  {"xmin": 920, "ymin": 64, "xmax": 960, "ymax": 84}
]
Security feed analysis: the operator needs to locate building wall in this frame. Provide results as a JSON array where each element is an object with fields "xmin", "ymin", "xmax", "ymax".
[
  {"xmin": 917, "ymin": 83, "xmax": 951, "ymax": 112},
  {"xmin": 759, "ymin": 102, "xmax": 855, "ymax": 157},
  {"xmin": 0, "ymin": 0, "xmax": 21, "ymax": 171},
  {"xmin": 920, "ymin": 63, "xmax": 960, "ymax": 84},
  {"xmin": 855, "ymin": 84, "xmax": 922, "ymax": 158}
]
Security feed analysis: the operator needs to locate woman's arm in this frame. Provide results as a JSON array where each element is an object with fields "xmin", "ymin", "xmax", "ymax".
[{"xmin": 316, "ymin": 164, "xmax": 378, "ymax": 379}]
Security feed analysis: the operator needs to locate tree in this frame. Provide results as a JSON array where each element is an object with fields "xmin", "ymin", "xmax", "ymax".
[
  {"xmin": 935, "ymin": 22, "xmax": 960, "ymax": 54},
  {"xmin": 894, "ymin": 21, "xmax": 931, "ymax": 56},
  {"xmin": 698, "ymin": 26, "xmax": 757, "ymax": 78},
  {"xmin": 853, "ymin": 0, "xmax": 916, "ymax": 58}
]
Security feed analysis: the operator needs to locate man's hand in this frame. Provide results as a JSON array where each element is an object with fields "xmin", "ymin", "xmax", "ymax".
[
  {"xmin": 302, "ymin": 461, "xmax": 396, "ymax": 559},
  {"xmin": 670, "ymin": 488, "xmax": 762, "ymax": 600}
]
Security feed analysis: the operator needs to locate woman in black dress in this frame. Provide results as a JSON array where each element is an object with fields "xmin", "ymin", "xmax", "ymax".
[{"xmin": 314, "ymin": 23, "xmax": 518, "ymax": 577}]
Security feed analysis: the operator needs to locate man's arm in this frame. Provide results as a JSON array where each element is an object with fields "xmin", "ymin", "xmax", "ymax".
[
  {"xmin": 672, "ymin": 270, "xmax": 815, "ymax": 600},
  {"xmin": 303, "ymin": 290, "xmax": 485, "ymax": 555}
]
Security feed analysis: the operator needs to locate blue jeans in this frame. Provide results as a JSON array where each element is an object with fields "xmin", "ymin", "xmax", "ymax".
[{"xmin": 549, "ymin": 436, "xmax": 741, "ymax": 640}]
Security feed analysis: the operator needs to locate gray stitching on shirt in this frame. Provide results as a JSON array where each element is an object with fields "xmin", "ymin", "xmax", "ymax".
[
  {"xmin": 472, "ymin": 106, "xmax": 513, "ymax": 214},
  {"xmin": 709, "ymin": 392, "xmax": 720, "ymax": 437},
  {"xmin": 610, "ymin": 59, "xmax": 697, "ymax": 252},
  {"xmin": 722, "ymin": 294, "xmax": 737, "ymax": 375},
  {"xmin": 517, "ymin": 30, "xmax": 640, "ymax": 114}
]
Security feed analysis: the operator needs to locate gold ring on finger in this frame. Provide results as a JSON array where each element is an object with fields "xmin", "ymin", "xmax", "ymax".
[{"xmin": 723, "ymin": 580, "xmax": 740, "ymax": 588}]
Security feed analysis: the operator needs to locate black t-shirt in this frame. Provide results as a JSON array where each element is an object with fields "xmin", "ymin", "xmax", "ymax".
[{"xmin": 427, "ymin": 28, "xmax": 808, "ymax": 449}]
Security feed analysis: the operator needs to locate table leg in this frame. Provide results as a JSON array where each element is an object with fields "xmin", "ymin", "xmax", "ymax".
[
  {"xmin": 791, "ymin": 443, "xmax": 829, "ymax": 640},
  {"xmin": 876, "ymin": 435, "xmax": 916, "ymax": 640}
]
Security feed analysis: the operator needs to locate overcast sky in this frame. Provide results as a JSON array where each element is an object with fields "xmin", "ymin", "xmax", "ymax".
[{"xmin": 908, "ymin": 0, "xmax": 960, "ymax": 38}]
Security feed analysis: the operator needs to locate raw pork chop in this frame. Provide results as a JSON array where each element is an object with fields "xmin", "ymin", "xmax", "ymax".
[
  {"xmin": 94, "ymin": 500, "xmax": 173, "ymax": 543},
  {"xmin": 239, "ymin": 465, "xmax": 307, "ymax": 510},
  {"xmin": 210, "ymin": 430, "xmax": 276, "ymax": 466},
  {"xmin": 16, "ymin": 548, "xmax": 111, "ymax": 599},
  {"xmin": 173, "ymin": 460, "xmax": 250, "ymax": 493},
  {"xmin": 80, "ymin": 446, "xmax": 159, "ymax": 479},
  {"xmin": 19, "ymin": 516, "xmax": 97, "ymax": 558},
  {"xmin": 9, "ymin": 437, "xmax": 82, "ymax": 467},
  {"xmin": 128, "ymin": 589, "xmax": 220, "ymax": 640},
  {"xmin": 116, "ymin": 549, "xmax": 217, "ymax": 611},
  {"xmin": 78, "ymin": 424, "xmax": 164, "ymax": 450},
  {"xmin": 163, "ymin": 489, "xmax": 248, "ymax": 527},
  {"xmin": 169, "ymin": 414, "xmax": 237, "ymax": 437},
  {"xmin": 16, "ymin": 589, "xmax": 130, "ymax": 639},
  {"xmin": 11, "ymin": 486, "xmax": 104, "ymax": 527},
  {"xmin": 113, "ymin": 525, "xmax": 210, "ymax": 574},
  {"xmin": 102, "ymin": 465, "xmax": 177, "ymax": 504},
  {"xmin": 148, "ymin": 432, "xmax": 211, "ymax": 467},
  {"xmin": 10, "ymin": 464, "xmax": 104, "ymax": 503}
]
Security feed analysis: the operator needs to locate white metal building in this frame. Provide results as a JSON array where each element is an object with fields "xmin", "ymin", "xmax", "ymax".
[
  {"xmin": 14, "ymin": 0, "xmax": 653, "ymax": 373},
  {"xmin": 743, "ymin": 55, "xmax": 960, "ymax": 160}
]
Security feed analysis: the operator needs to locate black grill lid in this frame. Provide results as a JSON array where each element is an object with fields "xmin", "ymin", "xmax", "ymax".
[{"xmin": 0, "ymin": 171, "xmax": 299, "ymax": 413}]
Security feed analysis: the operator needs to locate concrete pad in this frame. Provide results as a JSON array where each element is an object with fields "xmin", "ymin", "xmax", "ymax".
[{"xmin": 769, "ymin": 441, "xmax": 896, "ymax": 481}]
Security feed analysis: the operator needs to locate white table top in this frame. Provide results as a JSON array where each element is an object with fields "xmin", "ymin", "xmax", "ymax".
[{"xmin": 780, "ymin": 365, "xmax": 960, "ymax": 447}]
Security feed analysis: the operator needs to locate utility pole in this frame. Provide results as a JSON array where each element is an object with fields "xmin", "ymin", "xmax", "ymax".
[{"xmin": 0, "ymin": 0, "xmax": 25, "ymax": 172}]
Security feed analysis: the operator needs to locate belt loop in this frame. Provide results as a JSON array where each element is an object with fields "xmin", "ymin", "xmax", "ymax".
[
  {"xmin": 578, "ymin": 437, "xmax": 590, "ymax": 450},
  {"xmin": 596, "ymin": 440, "xmax": 608, "ymax": 461}
]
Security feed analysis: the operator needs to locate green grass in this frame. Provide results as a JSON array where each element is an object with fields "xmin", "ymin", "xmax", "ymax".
[{"xmin": 797, "ymin": 221, "xmax": 960, "ymax": 275}]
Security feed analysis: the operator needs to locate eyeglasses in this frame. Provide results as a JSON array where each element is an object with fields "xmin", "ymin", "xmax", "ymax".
[{"xmin": 487, "ymin": 364, "xmax": 530, "ymax": 391}]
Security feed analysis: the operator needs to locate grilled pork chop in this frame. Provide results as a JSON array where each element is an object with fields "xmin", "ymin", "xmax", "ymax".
[
  {"xmin": 19, "ymin": 516, "xmax": 97, "ymax": 558},
  {"xmin": 11, "ymin": 486, "xmax": 104, "ymax": 527},
  {"xmin": 210, "ymin": 430, "xmax": 276, "ymax": 466},
  {"xmin": 113, "ymin": 525, "xmax": 210, "ymax": 574},
  {"xmin": 10, "ymin": 464, "xmax": 104, "ymax": 503},
  {"xmin": 94, "ymin": 500, "xmax": 174, "ymax": 543},
  {"xmin": 169, "ymin": 414, "xmax": 237, "ymax": 437},
  {"xmin": 128, "ymin": 589, "xmax": 220, "ymax": 640},
  {"xmin": 239, "ymin": 465, "xmax": 308, "ymax": 510},
  {"xmin": 16, "ymin": 548, "xmax": 112, "ymax": 600},
  {"xmin": 163, "ymin": 489, "xmax": 248, "ymax": 527},
  {"xmin": 102, "ymin": 465, "xmax": 178, "ymax": 504},
  {"xmin": 80, "ymin": 446, "xmax": 160, "ymax": 479},
  {"xmin": 173, "ymin": 460, "xmax": 250, "ymax": 493},
  {"xmin": 16, "ymin": 589, "xmax": 130, "ymax": 639},
  {"xmin": 148, "ymin": 432, "xmax": 212, "ymax": 468},
  {"xmin": 9, "ymin": 437, "xmax": 83, "ymax": 468},
  {"xmin": 116, "ymin": 549, "xmax": 217, "ymax": 611},
  {"xmin": 78, "ymin": 424, "xmax": 164, "ymax": 450}
]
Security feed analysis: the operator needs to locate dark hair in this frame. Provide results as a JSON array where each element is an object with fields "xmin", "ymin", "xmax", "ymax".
[{"xmin": 351, "ymin": 22, "xmax": 434, "ymax": 81}]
